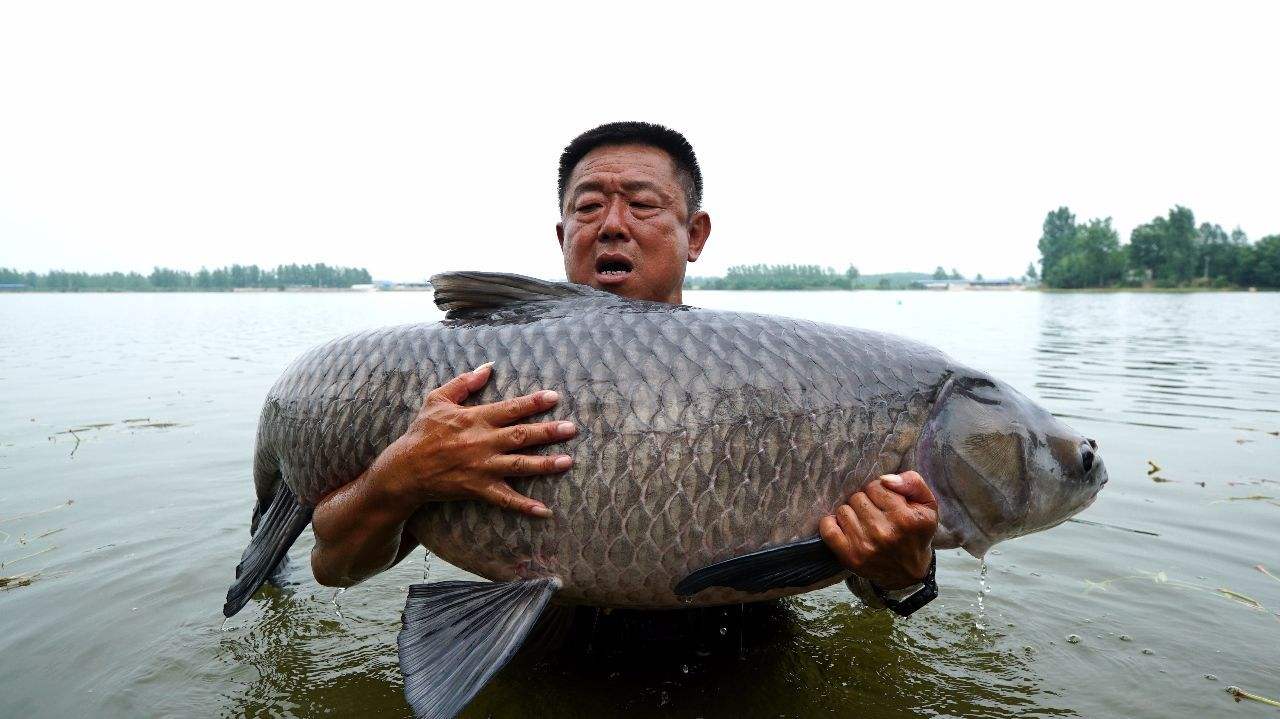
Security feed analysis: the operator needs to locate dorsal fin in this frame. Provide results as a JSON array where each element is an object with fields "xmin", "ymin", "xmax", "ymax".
[{"xmin": 430, "ymin": 271, "xmax": 608, "ymax": 318}]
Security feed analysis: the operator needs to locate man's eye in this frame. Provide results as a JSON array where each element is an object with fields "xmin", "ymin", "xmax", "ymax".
[{"xmin": 576, "ymin": 204, "xmax": 602, "ymax": 213}]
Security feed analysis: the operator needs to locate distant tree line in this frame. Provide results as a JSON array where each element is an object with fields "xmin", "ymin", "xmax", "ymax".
[
  {"xmin": 687, "ymin": 263, "xmax": 860, "ymax": 290},
  {"xmin": 0, "ymin": 263, "xmax": 373, "ymax": 291},
  {"xmin": 1038, "ymin": 206, "xmax": 1280, "ymax": 289}
]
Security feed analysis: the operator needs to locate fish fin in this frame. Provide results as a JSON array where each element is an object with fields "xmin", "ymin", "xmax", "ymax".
[
  {"xmin": 430, "ymin": 271, "xmax": 611, "ymax": 318},
  {"xmin": 398, "ymin": 577, "xmax": 559, "ymax": 719},
  {"xmin": 223, "ymin": 484, "xmax": 313, "ymax": 617},
  {"xmin": 674, "ymin": 537, "xmax": 845, "ymax": 597}
]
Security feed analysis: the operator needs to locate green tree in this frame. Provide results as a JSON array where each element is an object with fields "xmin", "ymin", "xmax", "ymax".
[
  {"xmin": 932, "ymin": 266, "xmax": 947, "ymax": 280},
  {"xmin": 1247, "ymin": 235, "xmax": 1280, "ymax": 288},
  {"xmin": 1128, "ymin": 206, "xmax": 1198, "ymax": 284},
  {"xmin": 1039, "ymin": 214, "xmax": 1125, "ymax": 288},
  {"xmin": 1025, "ymin": 262, "xmax": 1038, "ymax": 281},
  {"xmin": 949, "ymin": 268, "xmax": 963, "ymax": 280},
  {"xmin": 1038, "ymin": 207, "xmax": 1077, "ymax": 282}
]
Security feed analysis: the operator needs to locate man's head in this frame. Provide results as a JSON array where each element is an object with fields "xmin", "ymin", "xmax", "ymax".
[{"xmin": 557, "ymin": 121, "xmax": 711, "ymax": 304}]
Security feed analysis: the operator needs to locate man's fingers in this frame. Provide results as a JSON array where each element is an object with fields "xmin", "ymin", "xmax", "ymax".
[
  {"xmin": 478, "ymin": 390, "xmax": 561, "ymax": 426},
  {"xmin": 881, "ymin": 471, "xmax": 939, "ymax": 511},
  {"xmin": 818, "ymin": 515, "xmax": 856, "ymax": 566},
  {"xmin": 426, "ymin": 363, "xmax": 493, "ymax": 406},
  {"xmin": 863, "ymin": 480, "xmax": 909, "ymax": 513},
  {"xmin": 834, "ymin": 504, "xmax": 871, "ymax": 551},
  {"xmin": 847, "ymin": 491, "xmax": 886, "ymax": 529},
  {"xmin": 476, "ymin": 481, "xmax": 552, "ymax": 518},
  {"xmin": 486, "ymin": 452, "xmax": 573, "ymax": 476},
  {"xmin": 496, "ymin": 420, "xmax": 577, "ymax": 450}
]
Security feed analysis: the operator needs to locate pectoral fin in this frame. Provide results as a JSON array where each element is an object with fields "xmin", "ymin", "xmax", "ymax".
[
  {"xmin": 398, "ymin": 577, "xmax": 559, "ymax": 719},
  {"xmin": 674, "ymin": 537, "xmax": 845, "ymax": 598}
]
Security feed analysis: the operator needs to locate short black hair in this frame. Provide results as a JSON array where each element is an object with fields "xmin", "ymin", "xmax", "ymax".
[{"xmin": 558, "ymin": 121, "xmax": 703, "ymax": 216}]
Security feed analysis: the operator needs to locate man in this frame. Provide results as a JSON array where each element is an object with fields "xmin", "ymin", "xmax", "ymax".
[{"xmin": 310, "ymin": 122, "xmax": 939, "ymax": 614}]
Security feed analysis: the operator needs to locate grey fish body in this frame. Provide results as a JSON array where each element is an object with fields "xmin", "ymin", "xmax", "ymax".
[{"xmin": 252, "ymin": 275, "xmax": 1104, "ymax": 609}]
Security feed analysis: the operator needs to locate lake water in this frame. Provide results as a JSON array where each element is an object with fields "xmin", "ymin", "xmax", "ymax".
[{"xmin": 1, "ymin": 290, "xmax": 1277, "ymax": 718}]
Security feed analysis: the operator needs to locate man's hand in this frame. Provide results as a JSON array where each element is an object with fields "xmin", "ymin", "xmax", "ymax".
[
  {"xmin": 817, "ymin": 471, "xmax": 938, "ymax": 591},
  {"xmin": 375, "ymin": 362, "xmax": 577, "ymax": 516},
  {"xmin": 310, "ymin": 362, "xmax": 575, "ymax": 586}
]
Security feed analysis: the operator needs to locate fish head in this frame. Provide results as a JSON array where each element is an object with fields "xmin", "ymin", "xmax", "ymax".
[{"xmin": 917, "ymin": 371, "xmax": 1107, "ymax": 557}]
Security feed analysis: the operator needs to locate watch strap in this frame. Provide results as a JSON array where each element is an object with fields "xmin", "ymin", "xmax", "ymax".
[{"xmin": 870, "ymin": 551, "xmax": 937, "ymax": 618}]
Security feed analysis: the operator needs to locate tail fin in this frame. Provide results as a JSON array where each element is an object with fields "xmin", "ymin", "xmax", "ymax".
[
  {"xmin": 223, "ymin": 484, "xmax": 312, "ymax": 617},
  {"xmin": 398, "ymin": 578, "xmax": 559, "ymax": 719}
]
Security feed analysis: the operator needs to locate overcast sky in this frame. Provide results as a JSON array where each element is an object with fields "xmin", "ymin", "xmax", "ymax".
[{"xmin": 2, "ymin": 1, "xmax": 1277, "ymax": 282}]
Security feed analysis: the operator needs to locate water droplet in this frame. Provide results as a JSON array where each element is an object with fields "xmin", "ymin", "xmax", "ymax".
[
  {"xmin": 1066, "ymin": 634, "xmax": 1081, "ymax": 644},
  {"xmin": 680, "ymin": 664, "xmax": 689, "ymax": 674},
  {"xmin": 974, "ymin": 559, "xmax": 989, "ymax": 629},
  {"xmin": 719, "ymin": 625, "xmax": 728, "ymax": 636}
]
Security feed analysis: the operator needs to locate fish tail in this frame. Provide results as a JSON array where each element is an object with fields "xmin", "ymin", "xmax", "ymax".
[
  {"xmin": 223, "ymin": 483, "xmax": 312, "ymax": 617},
  {"xmin": 398, "ymin": 577, "xmax": 559, "ymax": 718}
]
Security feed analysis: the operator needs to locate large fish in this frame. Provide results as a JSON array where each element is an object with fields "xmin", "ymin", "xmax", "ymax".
[{"xmin": 224, "ymin": 272, "xmax": 1106, "ymax": 718}]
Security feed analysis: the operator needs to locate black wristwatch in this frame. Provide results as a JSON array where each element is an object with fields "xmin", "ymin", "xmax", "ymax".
[{"xmin": 846, "ymin": 550, "xmax": 938, "ymax": 617}]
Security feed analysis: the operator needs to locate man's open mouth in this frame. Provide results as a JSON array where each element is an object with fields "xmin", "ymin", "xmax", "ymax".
[{"xmin": 593, "ymin": 256, "xmax": 634, "ymax": 285}]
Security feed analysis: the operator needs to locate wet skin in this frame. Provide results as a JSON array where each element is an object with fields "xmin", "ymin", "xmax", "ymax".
[{"xmin": 310, "ymin": 142, "xmax": 937, "ymax": 592}]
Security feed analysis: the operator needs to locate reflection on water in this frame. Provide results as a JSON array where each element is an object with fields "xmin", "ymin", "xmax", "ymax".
[{"xmin": 1, "ymin": 290, "xmax": 1277, "ymax": 719}]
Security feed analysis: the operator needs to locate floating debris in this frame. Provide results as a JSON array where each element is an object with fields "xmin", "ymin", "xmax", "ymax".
[
  {"xmin": 1255, "ymin": 565, "xmax": 1280, "ymax": 585},
  {"xmin": 1147, "ymin": 460, "xmax": 1161, "ymax": 475},
  {"xmin": 1068, "ymin": 518, "xmax": 1160, "ymax": 537},
  {"xmin": 0, "ymin": 545, "xmax": 56, "ymax": 570},
  {"xmin": 0, "ymin": 500, "xmax": 74, "ymax": 524},
  {"xmin": 1226, "ymin": 686, "xmax": 1280, "ymax": 708},
  {"xmin": 1217, "ymin": 588, "xmax": 1264, "ymax": 610},
  {"xmin": 0, "ymin": 573, "xmax": 37, "ymax": 590},
  {"xmin": 1141, "ymin": 648, "xmax": 1155, "ymax": 655},
  {"xmin": 1205, "ymin": 674, "xmax": 1218, "ymax": 681},
  {"xmin": 1151, "ymin": 476, "xmax": 1175, "ymax": 483},
  {"xmin": 0, "ymin": 568, "xmax": 66, "ymax": 591},
  {"xmin": 122, "ymin": 418, "xmax": 151, "ymax": 423},
  {"xmin": 1066, "ymin": 634, "xmax": 1081, "ymax": 644},
  {"xmin": 1210, "ymin": 495, "xmax": 1280, "ymax": 508}
]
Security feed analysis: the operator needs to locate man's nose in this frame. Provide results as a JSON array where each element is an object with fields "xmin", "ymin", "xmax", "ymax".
[{"xmin": 598, "ymin": 197, "xmax": 630, "ymax": 242}]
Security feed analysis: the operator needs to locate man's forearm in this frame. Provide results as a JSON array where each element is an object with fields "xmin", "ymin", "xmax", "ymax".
[{"xmin": 311, "ymin": 462, "xmax": 417, "ymax": 587}]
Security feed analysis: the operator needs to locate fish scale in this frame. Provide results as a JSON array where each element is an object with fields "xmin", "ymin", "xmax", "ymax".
[{"xmin": 249, "ymin": 290, "xmax": 942, "ymax": 608}]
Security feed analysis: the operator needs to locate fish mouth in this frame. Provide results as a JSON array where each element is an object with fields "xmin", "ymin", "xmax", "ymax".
[{"xmin": 594, "ymin": 254, "xmax": 634, "ymax": 286}]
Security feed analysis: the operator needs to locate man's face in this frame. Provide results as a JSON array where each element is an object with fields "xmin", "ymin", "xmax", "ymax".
[{"xmin": 558, "ymin": 144, "xmax": 710, "ymax": 304}]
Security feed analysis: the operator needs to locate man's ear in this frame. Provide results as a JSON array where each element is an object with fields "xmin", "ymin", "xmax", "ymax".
[
  {"xmin": 556, "ymin": 221, "xmax": 565, "ymax": 250},
  {"xmin": 686, "ymin": 211, "xmax": 710, "ymax": 262}
]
